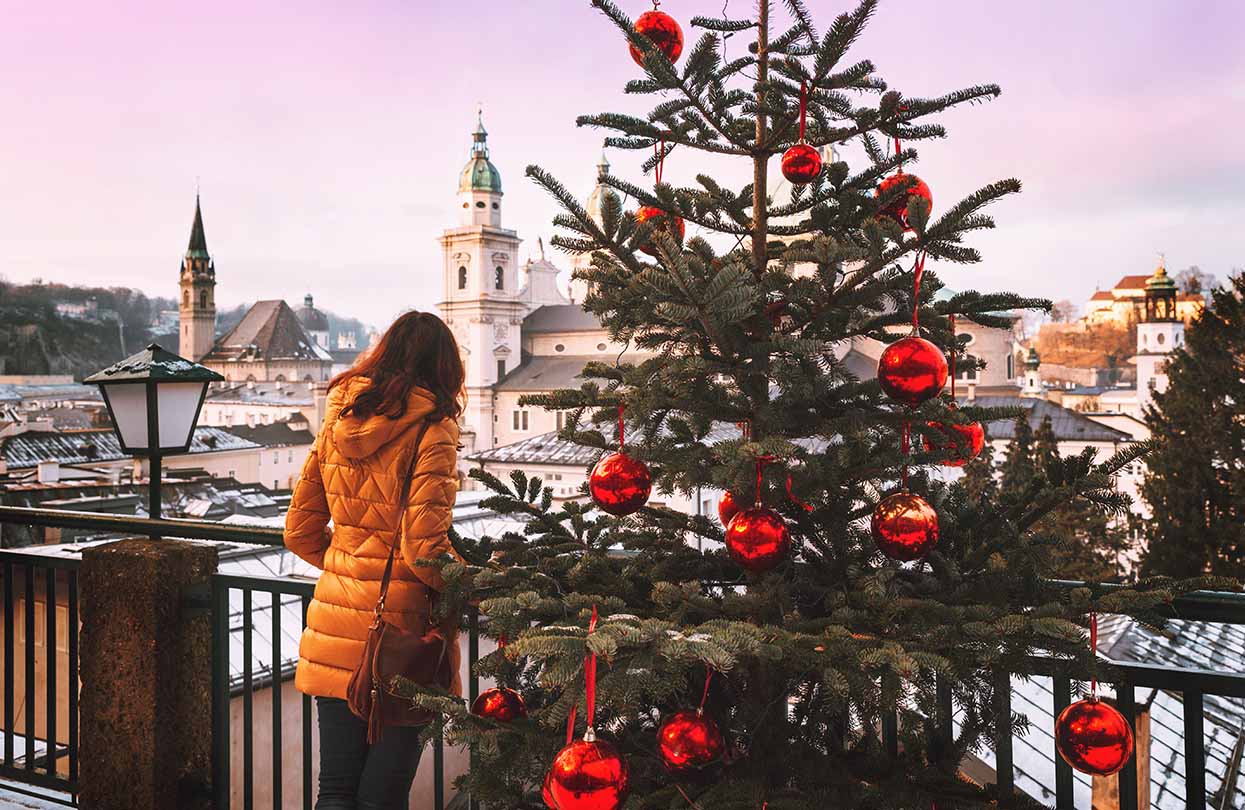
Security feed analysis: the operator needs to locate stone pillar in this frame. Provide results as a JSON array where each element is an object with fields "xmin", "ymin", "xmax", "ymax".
[{"xmin": 79, "ymin": 538, "xmax": 219, "ymax": 810}]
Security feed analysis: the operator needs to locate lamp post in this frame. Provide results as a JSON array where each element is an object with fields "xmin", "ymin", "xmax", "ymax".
[{"xmin": 85, "ymin": 344, "xmax": 224, "ymax": 519}]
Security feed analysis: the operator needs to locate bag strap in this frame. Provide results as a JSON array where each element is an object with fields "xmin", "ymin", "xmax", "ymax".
[{"xmin": 375, "ymin": 419, "xmax": 434, "ymax": 617}]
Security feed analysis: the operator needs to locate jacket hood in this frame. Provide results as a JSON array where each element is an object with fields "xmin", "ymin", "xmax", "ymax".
[{"xmin": 328, "ymin": 378, "xmax": 440, "ymax": 460}]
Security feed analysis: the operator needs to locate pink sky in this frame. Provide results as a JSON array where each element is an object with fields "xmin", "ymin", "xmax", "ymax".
[{"xmin": 1, "ymin": 1, "xmax": 1242, "ymax": 329}]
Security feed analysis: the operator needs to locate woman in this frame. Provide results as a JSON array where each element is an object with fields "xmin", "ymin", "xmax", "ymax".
[{"xmin": 284, "ymin": 310, "xmax": 464, "ymax": 810}]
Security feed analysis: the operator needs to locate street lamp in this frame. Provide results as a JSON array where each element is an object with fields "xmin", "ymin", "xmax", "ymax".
[{"xmin": 85, "ymin": 344, "xmax": 224, "ymax": 519}]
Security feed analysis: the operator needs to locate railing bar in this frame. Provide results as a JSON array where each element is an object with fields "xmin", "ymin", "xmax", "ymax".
[
  {"xmin": 44, "ymin": 568, "xmax": 56, "ymax": 779},
  {"xmin": 301, "ymin": 595, "xmax": 312, "ymax": 810},
  {"xmin": 243, "ymin": 588, "xmax": 254, "ymax": 810},
  {"xmin": 994, "ymin": 669, "xmax": 1013, "ymax": 798},
  {"xmin": 433, "ymin": 729, "xmax": 445, "ymax": 810},
  {"xmin": 1117, "ymin": 684, "xmax": 1138, "ymax": 810},
  {"xmin": 0, "ymin": 505, "xmax": 285, "ymax": 547},
  {"xmin": 67, "ymin": 570, "xmax": 78, "ymax": 788},
  {"xmin": 881, "ymin": 671, "xmax": 898, "ymax": 758},
  {"xmin": 5, "ymin": 560, "xmax": 13, "ymax": 768},
  {"xmin": 213, "ymin": 573, "xmax": 317, "ymax": 596},
  {"xmin": 211, "ymin": 580, "xmax": 232, "ymax": 810},
  {"xmin": 271, "ymin": 591, "xmax": 282, "ymax": 810},
  {"xmin": 468, "ymin": 608, "xmax": 480, "ymax": 810},
  {"xmin": 1184, "ymin": 690, "xmax": 1205, "ymax": 810},
  {"xmin": 1053, "ymin": 676, "xmax": 1074, "ymax": 810},
  {"xmin": 24, "ymin": 565, "xmax": 34, "ymax": 774}
]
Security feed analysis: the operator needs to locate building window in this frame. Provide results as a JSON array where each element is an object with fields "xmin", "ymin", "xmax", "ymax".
[
  {"xmin": 199, "ymin": 290, "xmax": 208, "ymax": 308},
  {"xmin": 1156, "ymin": 332, "xmax": 1166, "ymax": 345},
  {"xmin": 597, "ymin": 343, "xmax": 607, "ymax": 351},
  {"xmin": 273, "ymin": 451, "xmax": 279, "ymax": 463},
  {"xmin": 458, "ymin": 266, "xmax": 467, "ymax": 290},
  {"xmin": 556, "ymin": 411, "xmax": 567, "ymax": 430},
  {"xmin": 288, "ymin": 450, "xmax": 293, "ymax": 462},
  {"xmin": 476, "ymin": 201, "xmax": 486, "ymax": 208},
  {"xmin": 495, "ymin": 266, "xmax": 504, "ymax": 290},
  {"xmin": 497, "ymin": 359, "xmax": 506, "ymax": 380},
  {"xmin": 183, "ymin": 290, "xmax": 189, "ymax": 306},
  {"xmin": 491, "ymin": 202, "xmax": 499, "ymax": 210},
  {"xmin": 513, "ymin": 410, "xmax": 529, "ymax": 430},
  {"xmin": 1006, "ymin": 353, "xmax": 1014, "ymax": 379},
  {"xmin": 554, "ymin": 343, "xmax": 565, "ymax": 353}
]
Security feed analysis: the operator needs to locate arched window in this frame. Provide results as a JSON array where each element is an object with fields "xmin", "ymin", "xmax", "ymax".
[
  {"xmin": 1006, "ymin": 353, "xmax": 1014, "ymax": 379},
  {"xmin": 475, "ymin": 201, "xmax": 486, "ymax": 209},
  {"xmin": 183, "ymin": 290, "xmax": 189, "ymax": 307},
  {"xmin": 458, "ymin": 266, "xmax": 468, "ymax": 290},
  {"xmin": 495, "ymin": 266, "xmax": 504, "ymax": 290},
  {"xmin": 199, "ymin": 290, "xmax": 208, "ymax": 308}
]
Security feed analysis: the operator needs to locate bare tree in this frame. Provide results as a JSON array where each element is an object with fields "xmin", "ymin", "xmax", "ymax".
[
  {"xmin": 1175, "ymin": 265, "xmax": 1217, "ymax": 296},
  {"xmin": 1049, "ymin": 299, "xmax": 1078, "ymax": 323}
]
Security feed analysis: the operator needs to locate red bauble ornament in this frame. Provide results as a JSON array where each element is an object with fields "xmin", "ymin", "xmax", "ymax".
[
  {"xmin": 876, "ymin": 172, "xmax": 933, "ymax": 231},
  {"xmin": 589, "ymin": 452, "xmax": 652, "ymax": 516},
  {"xmin": 542, "ymin": 769, "xmax": 557, "ymax": 809},
  {"xmin": 781, "ymin": 143, "xmax": 822, "ymax": 185},
  {"xmin": 724, "ymin": 507, "xmax": 790, "ymax": 571},
  {"xmin": 717, "ymin": 491, "xmax": 740, "ymax": 527},
  {"xmin": 657, "ymin": 709, "xmax": 724, "ymax": 771},
  {"xmin": 871, "ymin": 492, "xmax": 939, "ymax": 561},
  {"xmin": 547, "ymin": 738, "xmax": 630, "ymax": 810},
  {"xmin": 629, "ymin": 10, "xmax": 684, "ymax": 66},
  {"xmin": 1055, "ymin": 698, "xmax": 1135, "ymax": 776},
  {"xmin": 922, "ymin": 420, "xmax": 985, "ymax": 467},
  {"xmin": 877, "ymin": 336, "xmax": 948, "ymax": 407},
  {"xmin": 471, "ymin": 686, "xmax": 527, "ymax": 722},
  {"xmin": 634, "ymin": 206, "xmax": 685, "ymax": 256}
]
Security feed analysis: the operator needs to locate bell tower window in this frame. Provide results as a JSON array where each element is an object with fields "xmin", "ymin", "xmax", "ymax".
[
  {"xmin": 458, "ymin": 266, "xmax": 467, "ymax": 290},
  {"xmin": 495, "ymin": 266, "xmax": 504, "ymax": 290},
  {"xmin": 183, "ymin": 290, "xmax": 189, "ymax": 307},
  {"xmin": 199, "ymin": 290, "xmax": 208, "ymax": 308}
]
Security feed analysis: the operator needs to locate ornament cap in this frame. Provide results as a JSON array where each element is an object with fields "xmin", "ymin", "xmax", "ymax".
[{"xmin": 583, "ymin": 726, "xmax": 597, "ymax": 743}]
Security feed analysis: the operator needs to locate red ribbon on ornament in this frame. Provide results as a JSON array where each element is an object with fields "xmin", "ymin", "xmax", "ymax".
[
  {"xmin": 617, "ymin": 402, "xmax": 626, "ymax": 450},
  {"xmin": 565, "ymin": 704, "xmax": 578, "ymax": 745},
  {"xmin": 798, "ymin": 81, "xmax": 809, "ymax": 143},
  {"xmin": 786, "ymin": 473, "xmax": 813, "ymax": 512},
  {"xmin": 1090, "ymin": 611, "xmax": 1099, "ymax": 698},
  {"xmin": 736, "ymin": 420, "xmax": 752, "ymax": 440},
  {"xmin": 585, "ymin": 605, "xmax": 600, "ymax": 731},
  {"xmin": 912, "ymin": 250, "xmax": 927, "ymax": 331},
  {"xmin": 754, "ymin": 457, "xmax": 769, "ymax": 508},
  {"xmin": 654, "ymin": 137, "xmax": 666, "ymax": 185},
  {"xmin": 699, "ymin": 668, "xmax": 713, "ymax": 715}
]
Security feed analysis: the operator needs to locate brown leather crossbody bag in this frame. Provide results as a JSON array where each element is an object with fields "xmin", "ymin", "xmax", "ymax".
[{"xmin": 346, "ymin": 420, "xmax": 455, "ymax": 743}]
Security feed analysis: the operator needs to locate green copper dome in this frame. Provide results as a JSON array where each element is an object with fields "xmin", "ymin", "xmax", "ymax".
[
  {"xmin": 459, "ymin": 113, "xmax": 502, "ymax": 194},
  {"xmin": 1146, "ymin": 262, "xmax": 1177, "ymax": 291}
]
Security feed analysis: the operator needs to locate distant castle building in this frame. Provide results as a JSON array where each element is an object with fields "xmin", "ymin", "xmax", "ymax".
[{"xmin": 1084, "ymin": 260, "xmax": 1203, "ymax": 326}]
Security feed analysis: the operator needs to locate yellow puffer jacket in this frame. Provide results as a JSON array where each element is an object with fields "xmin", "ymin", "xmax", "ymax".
[{"xmin": 284, "ymin": 378, "xmax": 461, "ymax": 699}]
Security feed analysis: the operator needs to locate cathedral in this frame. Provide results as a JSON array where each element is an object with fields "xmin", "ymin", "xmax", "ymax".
[{"xmin": 436, "ymin": 114, "xmax": 641, "ymax": 458}]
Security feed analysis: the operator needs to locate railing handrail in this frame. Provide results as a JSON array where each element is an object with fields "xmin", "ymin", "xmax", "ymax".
[{"xmin": 0, "ymin": 504, "xmax": 284, "ymax": 546}]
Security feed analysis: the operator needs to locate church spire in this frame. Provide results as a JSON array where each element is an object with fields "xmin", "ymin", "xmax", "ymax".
[{"xmin": 187, "ymin": 194, "xmax": 209, "ymax": 259}]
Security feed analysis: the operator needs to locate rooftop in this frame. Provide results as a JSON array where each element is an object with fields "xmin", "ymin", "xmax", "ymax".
[
  {"xmin": 224, "ymin": 421, "xmax": 314, "ymax": 448},
  {"xmin": 963, "ymin": 396, "xmax": 1134, "ymax": 443},
  {"xmin": 201, "ymin": 300, "xmax": 332, "ymax": 364},
  {"xmin": 522, "ymin": 305, "xmax": 604, "ymax": 334},
  {"xmin": 0, "ymin": 426, "xmax": 261, "ymax": 470},
  {"xmin": 496, "ymin": 355, "xmax": 599, "ymax": 392}
]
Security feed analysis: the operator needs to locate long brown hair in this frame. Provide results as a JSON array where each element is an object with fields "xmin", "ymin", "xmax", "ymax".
[{"xmin": 330, "ymin": 310, "xmax": 465, "ymax": 422}]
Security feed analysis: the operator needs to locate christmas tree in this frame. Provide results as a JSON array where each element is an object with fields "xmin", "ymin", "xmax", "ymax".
[
  {"xmin": 1142, "ymin": 274, "xmax": 1245, "ymax": 579},
  {"xmin": 399, "ymin": 2, "xmax": 1213, "ymax": 807}
]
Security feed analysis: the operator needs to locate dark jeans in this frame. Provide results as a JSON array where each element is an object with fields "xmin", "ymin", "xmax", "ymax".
[{"xmin": 315, "ymin": 696, "xmax": 426, "ymax": 810}]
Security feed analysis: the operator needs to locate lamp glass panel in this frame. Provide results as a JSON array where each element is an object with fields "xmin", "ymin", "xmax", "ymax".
[
  {"xmin": 156, "ymin": 382, "xmax": 208, "ymax": 449},
  {"xmin": 103, "ymin": 383, "xmax": 151, "ymax": 450}
]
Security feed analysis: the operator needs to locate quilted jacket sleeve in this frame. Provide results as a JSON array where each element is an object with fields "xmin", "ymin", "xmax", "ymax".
[
  {"xmin": 284, "ymin": 446, "xmax": 332, "ymax": 569},
  {"xmin": 400, "ymin": 419, "xmax": 460, "ymax": 590}
]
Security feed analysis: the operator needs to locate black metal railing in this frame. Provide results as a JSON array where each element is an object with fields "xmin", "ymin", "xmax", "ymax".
[
  {"xmin": 1, "ymin": 504, "xmax": 1243, "ymax": 810},
  {"xmin": 0, "ymin": 547, "xmax": 80, "ymax": 806}
]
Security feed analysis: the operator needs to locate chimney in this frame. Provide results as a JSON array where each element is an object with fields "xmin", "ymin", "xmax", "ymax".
[
  {"xmin": 37, "ymin": 460, "xmax": 60, "ymax": 484},
  {"xmin": 275, "ymin": 379, "xmax": 284, "ymax": 391},
  {"xmin": 246, "ymin": 379, "xmax": 255, "ymax": 390},
  {"xmin": 966, "ymin": 382, "xmax": 977, "ymax": 403}
]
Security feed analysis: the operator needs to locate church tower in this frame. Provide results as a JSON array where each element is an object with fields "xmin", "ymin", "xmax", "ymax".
[
  {"xmin": 569, "ymin": 153, "xmax": 612, "ymax": 304},
  {"xmin": 179, "ymin": 196, "xmax": 217, "ymax": 361},
  {"xmin": 1019, "ymin": 346, "xmax": 1045, "ymax": 398},
  {"xmin": 1135, "ymin": 258, "xmax": 1183, "ymax": 411},
  {"xmin": 437, "ymin": 112, "xmax": 525, "ymax": 451}
]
